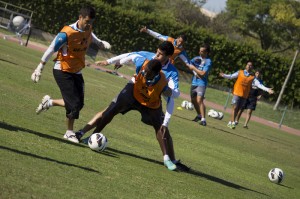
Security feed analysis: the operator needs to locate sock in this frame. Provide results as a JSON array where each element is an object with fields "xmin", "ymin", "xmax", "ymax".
[
  {"xmin": 172, "ymin": 160, "xmax": 178, "ymax": 164},
  {"xmin": 163, "ymin": 155, "xmax": 170, "ymax": 162},
  {"xmin": 77, "ymin": 130, "xmax": 85, "ymax": 138},
  {"xmin": 48, "ymin": 99, "xmax": 53, "ymax": 107},
  {"xmin": 66, "ymin": 130, "xmax": 74, "ymax": 134},
  {"xmin": 201, "ymin": 118, "xmax": 206, "ymax": 122}
]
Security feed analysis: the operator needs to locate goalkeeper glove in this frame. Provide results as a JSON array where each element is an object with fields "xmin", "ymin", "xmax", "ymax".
[
  {"xmin": 101, "ymin": 40, "xmax": 111, "ymax": 50},
  {"xmin": 31, "ymin": 63, "xmax": 44, "ymax": 83}
]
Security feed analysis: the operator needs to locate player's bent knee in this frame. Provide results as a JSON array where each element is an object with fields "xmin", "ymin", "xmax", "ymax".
[{"xmin": 66, "ymin": 109, "xmax": 80, "ymax": 119}]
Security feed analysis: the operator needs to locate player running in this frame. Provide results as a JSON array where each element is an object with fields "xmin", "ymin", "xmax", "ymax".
[{"xmin": 30, "ymin": 6, "xmax": 111, "ymax": 142}]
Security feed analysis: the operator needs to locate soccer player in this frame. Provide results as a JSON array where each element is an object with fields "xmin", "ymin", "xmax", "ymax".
[
  {"xmin": 96, "ymin": 42, "xmax": 180, "ymax": 137},
  {"xmin": 77, "ymin": 59, "xmax": 179, "ymax": 171},
  {"xmin": 140, "ymin": 26, "xmax": 189, "ymax": 65},
  {"xmin": 236, "ymin": 69, "xmax": 267, "ymax": 128},
  {"xmin": 30, "ymin": 6, "xmax": 111, "ymax": 142},
  {"xmin": 185, "ymin": 43, "xmax": 212, "ymax": 126},
  {"xmin": 73, "ymin": 42, "xmax": 189, "ymax": 171},
  {"xmin": 219, "ymin": 62, "xmax": 274, "ymax": 129}
]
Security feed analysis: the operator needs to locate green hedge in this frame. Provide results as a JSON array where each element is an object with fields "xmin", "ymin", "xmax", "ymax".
[{"xmin": 9, "ymin": 0, "xmax": 300, "ymax": 107}]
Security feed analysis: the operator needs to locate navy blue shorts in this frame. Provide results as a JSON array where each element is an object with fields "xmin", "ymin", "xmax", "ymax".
[{"xmin": 243, "ymin": 97, "xmax": 257, "ymax": 110}]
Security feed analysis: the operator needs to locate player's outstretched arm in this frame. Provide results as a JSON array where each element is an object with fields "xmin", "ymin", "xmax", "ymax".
[
  {"xmin": 95, "ymin": 60, "xmax": 109, "ymax": 66},
  {"xmin": 92, "ymin": 33, "xmax": 111, "ymax": 50},
  {"xmin": 220, "ymin": 71, "xmax": 238, "ymax": 79},
  {"xmin": 139, "ymin": 26, "xmax": 147, "ymax": 33},
  {"xmin": 140, "ymin": 26, "xmax": 167, "ymax": 42},
  {"xmin": 268, "ymin": 88, "xmax": 274, "ymax": 94}
]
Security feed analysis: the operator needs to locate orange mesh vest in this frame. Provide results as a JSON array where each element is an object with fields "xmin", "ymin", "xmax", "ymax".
[
  {"xmin": 55, "ymin": 26, "xmax": 92, "ymax": 73},
  {"xmin": 167, "ymin": 37, "xmax": 184, "ymax": 64},
  {"xmin": 233, "ymin": 70, "xmax": 255, "ymax": 98},
  {"xmin": 133, "ymin": 60, "xmax": 168, "ymax": 109}
]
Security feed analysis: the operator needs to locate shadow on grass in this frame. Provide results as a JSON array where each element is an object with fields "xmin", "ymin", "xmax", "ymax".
[
  {"xmin": 173, "ymin": 114, "xmax": 193, "ymax": 122},
  {"xmin": 0, "ymin": 121, "xmax": 86, "ymax": 148},
  {"xmin": 277, "ymin": 183, "xmax": 294, "ymax": 189},
  {"xmin": 107, "ymin": 148, "xmax": 162, "ymax": 166},
  {"xmin": 0, "ymin": 145, "xmax": 100, "ymax": 173},
  {"xmin": 210, "ymin": 126, "xmax": 256, "ymax": 141},
  {"xmin": 0, "ymin": 58, "xmax": 18, "ymax": 65},
  {"xmin": 187, "ymin": 169, "xmax": 269, "ymax": 196},
  {"xmin": 79, "ymin": 136, "xmax": 120, "ymax": 158},
  {"xmin": 106, "ymin": 148, "xmax": 268, "ymax": 195}
]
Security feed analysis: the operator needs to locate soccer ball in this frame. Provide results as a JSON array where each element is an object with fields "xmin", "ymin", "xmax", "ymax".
[
  {"xmin": 268, "ymin": 168, "xmax": 284, "ymax": 184},
  {"xmin": 12, "ymin": 16, "xmax": 25, "ymax": 27},
  {"xmin": 208, "ymin": 109, "xmax": 219, "ymax": 118},
  {"xmin": 208, "ymin": 109, "xmax": 224, "ymax": 120},
  {"xmin": 186, "ymin": 102, "xmax": 194, "ymax": 110},
  {"xmin": 88, "ymin": 133, "xmax": 108, "ymax": 152},
  {"xmin": 217, "ymin": 112, "xmax": 224, "ymax": 120},
  {"xmin": 181, "ymin": 100, "xmax": 188, "ymax": 108}
]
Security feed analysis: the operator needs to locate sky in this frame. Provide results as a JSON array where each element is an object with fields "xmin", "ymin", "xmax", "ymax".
[{"xmin": 202, "ymin": 0, "xmax": 227, "ymax": 14}]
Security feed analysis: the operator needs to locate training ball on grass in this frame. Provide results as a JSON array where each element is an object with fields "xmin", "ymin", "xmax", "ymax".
[
  {"xmin": 208, "ymin": 109, "xmax": 219, "ymax": 118},
  {"xmin": 88, "ymin": 133, "xmax": 108, "ymax": 152},
  {"xmin": 186, "ymin": 102, "xmax": 194, "ymax": 110},
  {"xmin": 217, "ymin": 112, "xmax": 224, "ymax": 120},
  {"xmin": 12, "ymin": 16, "xmax": 25, "ymax": 27},
  {"xmin": 268, "ymin": 168, "xmax": 284, "ymax": 184},
  {"xmin": 181, "ymin": 100, "xmax": 188, "ymax": 108}
]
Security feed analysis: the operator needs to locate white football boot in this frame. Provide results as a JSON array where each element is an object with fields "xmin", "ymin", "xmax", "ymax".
[
  {"xmin": 36, "ymin": 95, "xmax": 51, "ymax": 114},
  {"xmin": 63, "ymin": 131, "xmax": 80, "ymax": 143}
]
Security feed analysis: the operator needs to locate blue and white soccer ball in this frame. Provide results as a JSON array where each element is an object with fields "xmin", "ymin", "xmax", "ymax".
[
  {"xmin": 208, "ymin": 109, "xmax": 219, "ymax": 118},
  {"xmin": 181, "ymin": 100, "xmax": 188, "ymax": 108},
  {"xmin": 186, "ymin": 102, "xmax": 194, "ymax": 110},
  {"xmin": 217, "ymin": 111, "xmax": 224, "ymax": 120},
  {"xmin": 88, "ymin": 133, "xmax": 108, "ymax": 152},
  {"xmin": 268, "ymin": 168, "xmax": 284, "ymax": 184},
  {"xmin": 208, "ymin": 109, "xmax": 223, "ymax": 120}
]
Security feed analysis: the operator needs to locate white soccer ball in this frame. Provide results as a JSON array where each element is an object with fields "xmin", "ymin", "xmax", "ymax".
[
  {"xmin": 88, "ymin": 133, "xmax": 108, "ymax": 152},
  {"xmin": 181, "ymin": 100, "xmax": 188, "ymax": 108},
  {"xmin": 12, "ymin": 16, "xmax": 25, "ymax": 27},
  {"xmin": 208, "ymin": 109, "xmax": 219, "ymax": 118},
  {"xmin": 218, "ymin": 112, "xmax": 224, "ymax": 120},
  {"xmin": 268, "ymin": 168, "xmax": 284, "ymax": 184},
  {"xmin": 186, "ymin": 102, "xmax": 194, "ymax": 110}
]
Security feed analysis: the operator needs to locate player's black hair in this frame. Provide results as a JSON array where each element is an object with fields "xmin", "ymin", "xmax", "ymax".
[
  {"xmin": 158, "ymin": 41, "xmax": 174, "ymax": 56},
  {"xmin": 80, "ymin": 6, "xmax": 96, "ymax": 19},
  {"xmin": 201, "ymin": 43, "xmax": 210, "ymax": 55},
  {"xmin": 147, "ymin": 59, "xmax": 162, "ymax": 75},
  {"xmin": 179, "ymin": 34, "xmax": 187, "ymax": 42}
]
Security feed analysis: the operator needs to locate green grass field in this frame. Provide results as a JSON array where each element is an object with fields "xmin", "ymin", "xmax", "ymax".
[{"xmin": 1, "ymin": 39, "xmax": 300, "ymax": 198}]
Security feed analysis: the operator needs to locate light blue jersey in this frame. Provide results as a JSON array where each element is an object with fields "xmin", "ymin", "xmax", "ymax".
[
  {"xmin": 191, "ymin": 56, "xmax": 212, "ymax": 87},
  {"xmin": 130, "ymin": 52, "xmax": 179, "ymax": 90}
]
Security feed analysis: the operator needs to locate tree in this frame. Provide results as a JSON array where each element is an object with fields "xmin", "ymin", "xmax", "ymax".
[
  {"xmin": 270, "ymin": 0, "xmax": 300, "ymax": 110},
  {"xmin": 270, "ymin": 0, "xmax": 300, "ymax": 50},
  {"xmin": 227, "ymin": 0, "xmax": 281, "ymax": 50},
  {"xmin": 168, "ymin": 0, "xmax": 210, "ymax": 27}
]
